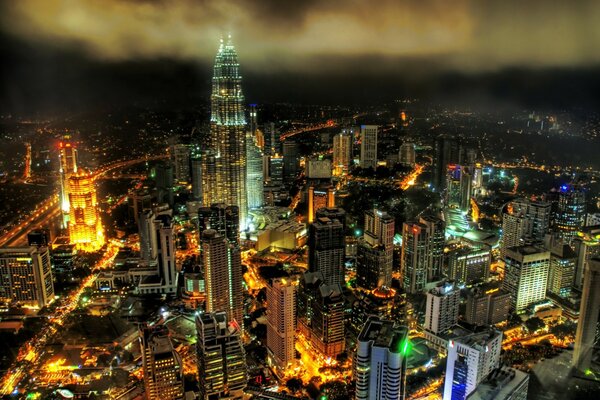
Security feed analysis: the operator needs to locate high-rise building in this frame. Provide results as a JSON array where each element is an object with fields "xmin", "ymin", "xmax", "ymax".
[
  {"xmin": 266, "ymin": 278, "xmax": 297, "ymax": 372},
  {"xmin": 333, "ymin": 130, "xmax": 352, "ymax": 176},
  {"xmin": 399, "ymin": 141, "xmax": 416, "ymax": 167},
  {"xmin": 201, "ymin": 229, "xmax": 243, "ymax": 325},
  {"xmin": 573, "ymin": 225, "xmax": 600, "ymax": 289},
  {"xmin": 268, "ymin": 154, "xmax": 284, "ymax": 187},
  {"xmin": 443, "ymin": 329, "xmax": 503, "ymax": 400},
  {"xmin": 357, "ymin": 209, "xmax": 394, "ymax": 290},
  {"xmin": 433, "ymin": 136, "xmax": 461, "ymax": 192},
  {"xmin": 0, "ymin": 246, "xmax": 54, "ymax": 308},
  {"xmin": 360, "ymin": 125, "xmax": 378, "ymax": 170},
  {"xmin": 197, "ymin": 204, "xmax": 239, "ymax": 245},
  {"xmin": 546, "ymin": 242, "xmax": 576, "ymax": 298},
  {"xmin": 129, "ymin": 188, "xmax": 152, "ymax": 225},
  {"xmin": 58, "ymin": 138, "xmax": 78, "ymax": 227},
  {"xmin": 424, "ymin": 281, "xmax": 460, "ymax": 335},
  {"xmin": 554, "ymin": 184, "xmax": 586, "ymax": 244},
  {"xmin": 500, "ymin": 205, "xmax": 531, "ymax": 261},
  {"xmin": 27, "ymin": 230, "xmax": 50, "ymax": 247},
  {"xmin": 514, "ymin": 199, "xmax": 551, "ymax": 242},
  {"xmin": 190, "ymin": 145, "xmax": 203, "ymax": 201},
  {"xmin": 467, "ymin": 367, "xmax": 529, "ymax": 400},
  {"xmin": 170, "ymin": 143, "xmax": 191, "ymax": 184},
  {"xmin": 447, "ymin": 246, "xmax": 491, "ymax": 285},
  {"xmin": 464, "ymin": 287, "xmax": 511, "ymax": 326},
  {"xmin": 354, "ymin": 317, "xmax": 409, "ymax": 400},
  {"xmin": 140, "ymin": 324, "xmax": 185, "ymax": 400},
  {"xmin": 572, "ymin": 257, "xmax": 600, "ymax": 373},
  {"xmin": 155, "ymin": 215, "xmax": 178, "ymax": 294},
  {"xmin": 202, "ymin": 37, "xmax": 248, "ymax": 229},
  {"xmin": 196, "ymin": 311, "xmax": 246, "ymax": 399},
  {"xmin": 246, "ymin": 132, "xmax": 264, "ymax": 209},
  {"xmin": 282, "ymin": 140, "xmax": 300, "ymax": 182},
  {"xmin": 68, "ymin": 171, "xmax": 104, "ymax": 251},
  {"xmin": 401, "ymin": 215, "xmax": 445, "ymax": 294},
  {"xmin": 155, "ymin": 162, "xmax": 175, "ymax": 206},
  {"xmin": 307, "ymin": 185, "xmax": 335, "ymax": 223},
  {"xmin": 308, "ymin": 212, "xmax": 345, "ymax": 287},
  {"xmin": 297, "ymin": 272, "xmax": 345, "ymax": 357},
  {"xmin": 139, "ymin": 209, "xmax": 158, "ymax": 266},
  {"xmin": 502, "ymin": 245, "xmax": 550, "ymax": 313}
]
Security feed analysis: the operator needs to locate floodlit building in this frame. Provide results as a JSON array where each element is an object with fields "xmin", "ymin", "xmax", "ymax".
[
  {"xmin": 424, "ymin": 281, "xmax": 460, "ymax": 335},
  {"xmin": 354, "ymin": 317, "xmax": 409, "ymax": 400},
  {"xmin": 554, "ymin": 184, "xmax": 586, "ymax": 244},
  {"xmin": 360, "ymin": 125, "xmax": 378, "ymax": 169},
  {"xmin": 58, "ymin": 138, "xmax": 78, "ymax": 227},
  {"xmin": 0, "ymin": 246, "xmax": 54, "ymax": 309},
  {"xmin": 140, "ymin": 325, "xmax": 184, "ymax": 400},
  {"xmin": 202, "ymin": 36, "xmax": 248, "ymax": 229},
  {"xmin": 266, "ymin": 278, "xmax": 297, "ymax": 373},
  {"xmin": 68, "ymin": 171, "xmax": 104, "ymax": 251},
  {"xmin": 502, "ymin": 245, "xmax": 550, "ymax": 313},
  {"xmin": 333, "ymin": 130, "xmax": 352, "ymax": 176}
]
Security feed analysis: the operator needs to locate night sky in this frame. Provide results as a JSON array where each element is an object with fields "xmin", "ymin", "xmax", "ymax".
[{"xmin": 2, "ymin": 0, "xmax": 600, "ymax": 115}]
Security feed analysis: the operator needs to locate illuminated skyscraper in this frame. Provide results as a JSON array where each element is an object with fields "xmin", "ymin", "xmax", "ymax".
[
  {"xmin": 266, "ymin": 278, "xmax": 297, "ymax": 372},
  {"xmin": 190, "ymin": 145, "xmax": 203, "ymax": 201},
  {"xmin": 201, "ymin": 229, "xmax": 243, "ymax": 325},
  {"xmin": 58, "ymin": 138, "xmax": 78, "ymax": 227},
  {"xmin": 246, "ymin": 133, "xmax": 264, "ymax": 209},
  {"xmin": 196, "ymin": 312, "xmax": 246, "ymax": 399},
  {"xmin": 307, "ymin": 185, "xmax": 335, "ymax": 223},
  {"xmin": 68, "ymin": 171, "xmax": 104, "ymax": 251},
  {"xmin": 502, "ymin": 245, "xmax": 549, "ymax": 313},
  {"xmin": 354, "ymin": 317, "xmax": 409, "ymax": 400},
  {"xmin": 0, "ymin": 246, "xmax": 54, "ymax": 309},
  {"xmin": 572, "ymin": 257, "xmax": 600, "ymax": 373},
  {"xmin": 357, "ymin": 209, "xmax": 395, "ymax": 290},
  {"xmin": 333, "ymin": 130, "xmax": 352, "ymax": 176},
  {"xmin": 399, "ymin": 141, "xmax": 416, "ymax": 167},
  {"xmin": 140, "ymin": 324, "xmax": 185, "ymax": 400},
  {"xmin": 170, "ymin": 143, "xmax": 191, "ymax": 184},
  {"xmin": 443, "ymin": 330, "xmax": 502, "ymax": 400},
  {"xmin": 424, "ymin": 281, "xmax": 460, "ymax": 335},
  {"xmin": 202, "ymin": 36, "xmax": 248, "ymax": 229},
  {"xmin": 308, "ymin": 210, "xmax": 345, "ymax": 287},
  {"xmin": 360, "ymin": 125, "xmax": 378, "ymax": 169},
  {"xmin": 555, "ymin": 184, "xmax": 586, "ymax": 244},
  {"xmin": 197, "ymin": 204, "xmax": 239, "ymax": 245},
  {"xmin": 573, "ymin": 225, "xmax": 600, "ymax": 289}
]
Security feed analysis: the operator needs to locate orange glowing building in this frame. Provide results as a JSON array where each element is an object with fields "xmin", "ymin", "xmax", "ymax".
[
  {"xmin": 308, "ymin": 185, "xmax": 335, "ymax": 223},
  {"xmin": 68, "ymin": 171, "xmax": 104, "ymax": 251},
  {"xmin": 59, "ymin": 138, "xmax": 78, "ymax": 227}
]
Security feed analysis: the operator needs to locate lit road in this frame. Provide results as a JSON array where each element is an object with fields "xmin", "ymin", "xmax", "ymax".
[
  {"xmin": 279, "ymin": 120, "xmax": 337, "ymax": 142},
  {"xmin": 0, "ymin": 243, "xmax": 120, "ymax": 395}
]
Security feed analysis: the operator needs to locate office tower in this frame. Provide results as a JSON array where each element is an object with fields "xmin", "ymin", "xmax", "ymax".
[
  {"xmin": 459, "ymin": 167, "xmax": 472, "ymax": 212},
  {"xmin": 139, "ymin": 209, "xmax": 158, "ymax": 265},
  {"xmin": 546, "ymin": 243, "xmax": 576, "ymax": 298},
  {"xmin": 572, "ymin": 258, "xmax": 600, "ymax": 373},
  {"xmin": 196, "ymin": 312, "xmax": 247, "ymax": 399},
  {"xmin": 514, "ymin": 199, "xmax": 551, "ymax": 242},
  {"xmin": 170, "ymin": 143, "xmax": 191, "ymax": 184},
  {"xmin": 282, "ymin": 140, "xmax": 300, "ymax": 182},
  {"xmin": 433, "ymin": 136, "xmax": 460, "ymax": 192},
  {"xmin": 307, "ymin": 185, "xmax": 335, "ymax": 223},
  {"xmin": 443, "ymin": 329, "xmax": 503, "ymax": 400},
  {"xmin": 333, "ymin": 130, "xmax": 352, "ymax": 176},
  {"xmin": 129, "ymin": 188, "xmax": 152, "ymax": 225},
  {"xmin": 266, "ymin": 278, "xmax": 297, "ymax": 372},
  {"xmin": 464, "ymin": 287, "xmax": 511, "ymax": 326},
  {"xmin": 357, "ymin": 209, "xmax": 394, "ymax": 290},
  {"xmin": 155, "ymin": 162, "xmax": 175, "ymax": 206},
  {"xmin": 0, "ymin": 246, "xmax": 54, "ymax": 308},
  {"xmin": 467, "ymin": 367, "xmax": 529, "ymax": 400},
  {"xmin": 197, "ymin": 204, "xmax": 239, "ymax": 245},
  {"xmin": 555, "ymin": 184, "xmax": 586, "ymax": 244},
  {"xmin": 447, "ymin": 246, "xmax": 491, "ymax": 284},
  {"xmin": 263, "ymin": 122, "xmax": 279, "ymax": 157},
  {"xmin": 401, "ymin": 221, "xmax": 428, "ymax": 294},
  {"xmin": 140, "ymin": 325, "xmax": 184, "ymax": 400},
  {"xmin": 58, "ymin": 138, "xmax": 78, "ymax": 227},
  {"xmin": 308, "ymin": 212, "xmax": 345, "ymax": 287},
  {"xmin": 27, "ymin": 230, "xmax": 50, "ymax": 247},
  {"xmin": 573, "ymin": 225, "xmax": 600, "ymax": 289},
  {"xmin": 155, "ymin": 215, "xmax": 178, "ymax": 294},
  {"xmin": 399, "ymin": 141, "xmax": 416, "ymax": 167},
  {"xmin": 297, "ymin": 272, "xmax": 345, "ymax": 357},
  {"xmin": 190, "ymin": 145, "xmax": 202, "ymax": 201},
  {"xmin": 424, "ymin": 281, "xmax": 460, "ymax": 335},
  {"xmin": 419, "ymin": 215, "xmax": 445, "ymax": 280},
  {"xmin": 500, "ymin": 206, "xmax": 531, "ymax": 261},
  {"xmin": 68, "ymin": 171, "xmax": 104, "ymax": 251},
  {"xmin": 246, "ymin": 132, "xmax": 264, "ymax": 209},
  {"xmin": 502, "ymin": 245, "xmax": 550, "ymax": 313},
  {"xmin": 268, "ymin": 154, "xmax": 284, "ymax": 187},
  {"xmin": 360, "ymin": 125, "xmax": 378, "ymax": 169},
  {"xmin": 202, "ymin": 37, "xmax": 248, "ymax": 229},
  {"xmin": 354, "ymin": 317, "xmax": 409, "ymax": 400},
  {"xmin": 201, "ymin": 229, "xmax": 243, "ymax": 325}
]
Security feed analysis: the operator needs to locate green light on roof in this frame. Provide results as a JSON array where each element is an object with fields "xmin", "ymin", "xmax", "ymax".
[{"xmin": 401, "ymin": 338, "xmax": 410, "ymax": 356}]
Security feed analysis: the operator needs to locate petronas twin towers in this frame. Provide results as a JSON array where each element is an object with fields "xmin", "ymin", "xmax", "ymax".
[{"xmin": 202, "ymin": 36, "xmax": 248, "ymax": 229}]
